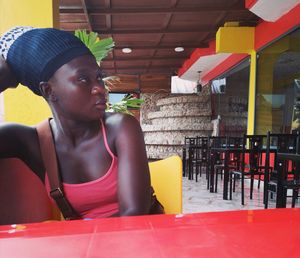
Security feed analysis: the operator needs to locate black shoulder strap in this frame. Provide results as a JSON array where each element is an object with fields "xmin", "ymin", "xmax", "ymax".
[{"xmin": 36, "ymin": 119, "xmax": 81, "ymax": 220}]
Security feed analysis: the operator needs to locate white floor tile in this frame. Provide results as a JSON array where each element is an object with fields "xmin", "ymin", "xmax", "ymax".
[{"xmin": 182, "ymin": 174, "xmax": 296, "ymax": 214}]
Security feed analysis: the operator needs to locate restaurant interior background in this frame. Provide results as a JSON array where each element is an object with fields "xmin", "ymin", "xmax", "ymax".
[{"xmin": 0, "ymin": 0, "xmax": 300, "ymax": 214}]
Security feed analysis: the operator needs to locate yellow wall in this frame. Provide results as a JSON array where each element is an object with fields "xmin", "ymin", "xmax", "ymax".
[
  {"xmin": 0, "ymin": 0, "xmax": 59, "ymax": 125},
  {"xmin": 216, "ymin": 26, "xmax": 255, "ymax": 54}
]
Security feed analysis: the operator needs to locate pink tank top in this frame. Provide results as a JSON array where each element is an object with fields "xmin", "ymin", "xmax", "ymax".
[{"xmin": 45, "ymin": 120, "xmax": 119, "ymax": 219}]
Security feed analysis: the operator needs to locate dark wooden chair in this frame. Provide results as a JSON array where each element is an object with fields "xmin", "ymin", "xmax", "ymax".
[
  {"xmin": 182, "ymin": 137, "xmax": 195, "ymax": 177},
  {"xmin": 264, "ymin": 132, "xmax": 299, "ymax": 209},
  {"xmin": 230, "ymin": 135, "xmax": 267, "ymax": 205},
  {"xmin": 194, "ymin": 136, "xmax": 209, "ymax": 182},
  {"xmin": 182, "ymin": 137, "xmax": 197, "ymax": 180},
  {"xmin": 208, "ymin": 136, "xmax": 227, "ymax": 192},
  {"xmin": 0, "ymin": 158, "xmax": 60, "ymax": 225},
  {"xmin": 216, "ymin": 136, "xmax": 244, "ymax": 195},
  {"xmin": 264, "ymin": 132, "xmax": 300, "ymax": 208}
]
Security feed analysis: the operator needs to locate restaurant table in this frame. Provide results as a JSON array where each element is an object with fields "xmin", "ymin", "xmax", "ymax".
[
  {"xmin": 1, "ymin": 209, "xmax": 300, "ymax": 258},
  {"xmin": 276, "ymin": 152, "xmax": 300, "ymax": 208}
]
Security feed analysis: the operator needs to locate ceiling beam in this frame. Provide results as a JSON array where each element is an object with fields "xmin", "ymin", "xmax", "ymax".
[
  {"xmin": 97, "ymin": 27, "xmax": 217, "ymax": 34},
  {"xmin": 60, "ymin": 24, "xmax": 218, "ymax": 34},
  {"xmin": 114, "ymin": 44, "xmax": 208, "ymax": 49},
  {"xmin": 80, "ymin": 0, "xmax": 92, "ymax": 31},
  {"xmin": 103, "ymin": 66, "xmax": 179, "ymax": 70},
  {"xmin": 59, "ymin": 6, "xmax": 246, "ymax": 14},
  {"xmin": 105, "ymin": 56, "xmax": 189, "ymax": 61}
]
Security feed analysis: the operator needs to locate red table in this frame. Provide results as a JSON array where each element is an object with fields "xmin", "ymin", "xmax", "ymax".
[{"xmin": 0, "ymin": 208, "xmax": 299, "ymax": 258}]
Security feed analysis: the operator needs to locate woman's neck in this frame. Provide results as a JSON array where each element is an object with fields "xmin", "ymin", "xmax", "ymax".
[{"xmin": 50, "ymin": 116, "xmax": 102, "ymax": 147}]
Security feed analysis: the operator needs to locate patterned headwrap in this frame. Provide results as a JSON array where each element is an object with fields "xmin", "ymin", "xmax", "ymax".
[
  {"xmin": 0, "ymin": 27, "xmax": 92, "ymax": 95},
  {"xmin": 0, "ymin": 26, "xmax": 34, "ymax": 60}
]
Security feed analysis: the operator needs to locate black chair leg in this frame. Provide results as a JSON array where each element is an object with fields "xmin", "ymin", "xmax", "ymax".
[
  {"xmin": 264, "ymin": 187, "xmax": 269, "ymax": 209},
  {"xmin": 215, "ymin": 168, "xmax": 218, "ymax": 193},
  {"xmin": 229, "ymin": 174, "xmax": 233, "ymax": 200},
  {"xmin": 292, "ymin": 189, "xmax": 298, "ymax": 208},
  {"xmin": 233, "ymin": 174, "xmax": 236, "ymax": 193},
  {"xmin": 258, "ymin": 175, "xmax": 261, "ymax": 189},
  {"xmin": 241, "ymin": 173, "xmax": 245, "ymax": 205},
  {"xmin": 250, "ymin": 176, "xmax": 254, "ymax": 199},
  {"xmin": 206, "ymin": 168, "xmax": 210, "ymax": 190},
  {"xmin": 199, "ymin": 164, "xmax": 202, "ymax": 177}
]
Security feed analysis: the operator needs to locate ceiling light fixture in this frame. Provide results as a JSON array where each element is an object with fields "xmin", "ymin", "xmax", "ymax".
[
  {"xmin": 174, "ymin": 47, "xmax": 184, "ymax": 52},
  {"xmin": 122, "ymin": 47, "xmax": 132, "ymax": 54}
]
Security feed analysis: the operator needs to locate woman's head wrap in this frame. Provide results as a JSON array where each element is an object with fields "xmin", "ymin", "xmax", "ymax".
[{"xmin": 0, "ymin": 27, "xmax": 92, "ymax": 95}]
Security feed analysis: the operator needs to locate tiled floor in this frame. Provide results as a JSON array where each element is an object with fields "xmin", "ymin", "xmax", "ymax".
[{"xmin": 182, "ymin": 173, "xmax": 295, "ymax": 214}]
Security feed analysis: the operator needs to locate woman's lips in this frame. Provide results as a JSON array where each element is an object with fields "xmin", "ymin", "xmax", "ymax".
[{"xmin": 95, "ymin": 100, "xmax": 106, "ymax": 109}]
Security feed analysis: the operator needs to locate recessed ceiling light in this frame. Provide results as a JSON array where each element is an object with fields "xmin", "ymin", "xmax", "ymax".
[
  {"xmin": 122, "ymin": 47, "xmax": 132, "ymax": 54},
  {"xmin": 174, "ymin": 47, "xmax": 184, "ymax": 52}
]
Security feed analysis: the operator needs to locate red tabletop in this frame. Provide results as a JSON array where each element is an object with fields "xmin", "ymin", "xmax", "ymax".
[{"xmin": 0, "ymin": 208, "xmax": 299, "ymax": 258}]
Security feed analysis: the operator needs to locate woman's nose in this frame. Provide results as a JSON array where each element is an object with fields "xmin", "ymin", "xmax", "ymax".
[{"xmin": 91, "ymin": 84, "xmax": 105, "ymax": 95}]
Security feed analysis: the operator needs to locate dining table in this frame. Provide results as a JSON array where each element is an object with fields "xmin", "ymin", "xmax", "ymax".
[{"xmin": 0, "ymin": 208, "xmax": 300, "ymax": 258}]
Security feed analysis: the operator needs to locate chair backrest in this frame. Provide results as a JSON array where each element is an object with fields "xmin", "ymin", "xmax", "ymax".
[
  {"xmin": 243, "ymin": 135, "xmax": 266, "ymax": 171},
  {"xmin": 228, "ymin": 136, "xmax": 244, "ymax": 148},
  {"xmin": 209, "ymin": 136, "xmax": 228, "ymax": 148},
  {"xmin": 149, "ymin": 155, "xmax": 182, "ymax": 214},
  {"xmin": 0, "ymin": 158, "xmax": 60, "ymax": 225},
  {"xmin": 199, "ymin": 136, "xmax": 209, "ymax": 162},
  {"xmin": 266, "ymin": 132, "xmax": 299, "ymax": 177},
  {"xmin": 184, "ymin": 137, "xmax": 196, "ymax": 146}
]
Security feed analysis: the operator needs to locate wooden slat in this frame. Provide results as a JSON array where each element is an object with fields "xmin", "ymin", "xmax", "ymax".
[{"xmin": 59, "ymin": 6, "xmax": 246, "ymax": 14}]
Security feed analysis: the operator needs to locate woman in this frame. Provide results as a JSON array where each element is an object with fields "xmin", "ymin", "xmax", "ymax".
[{"xmin": 0, "ymin": 27, "xmax": 152, "ymax": 219}]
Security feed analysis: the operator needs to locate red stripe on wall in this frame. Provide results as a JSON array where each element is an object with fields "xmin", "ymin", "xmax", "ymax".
[
  {"xmin": 201, "ymin": 54, "xmax": 248, "ymax": 85},
  {"xmin": 178, "ymin": 40, "xmax": 216, "ymax": 77},
  {"xmin": 245, "ymin": 0, "xmax": 258, "ymax": 9},
  {"xmin": 255, "ymin": 3, "xmax": 300, "ymax": 50}
]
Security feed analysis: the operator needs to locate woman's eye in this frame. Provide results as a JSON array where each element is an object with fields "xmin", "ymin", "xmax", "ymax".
[{"xmin": 78, "ymin": 77, "xmax": 88, "ymax": 83}]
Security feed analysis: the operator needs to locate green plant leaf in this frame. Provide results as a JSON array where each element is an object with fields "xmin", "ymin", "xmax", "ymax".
[
  {"xmin": 107, "ymin": 95, "xmax": 144, "ymax": 115},
  {"xmin": 74, "ymin": 30, "xmax": 114, "ymax": 63}
]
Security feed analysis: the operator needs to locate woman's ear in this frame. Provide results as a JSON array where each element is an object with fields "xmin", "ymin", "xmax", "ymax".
[{"xmin": 39, "ymin": 82, "xmax": 57, "ymax": 101}]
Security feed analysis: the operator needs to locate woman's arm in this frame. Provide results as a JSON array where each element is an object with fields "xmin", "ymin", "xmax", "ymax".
[
  {"xmin": 0, "ymin": 124, "xmax": 44, "ymax": 180},
  {"xmin": 0, "ymin": 56, "xmax": 18, "ymax": 92},
  {"xmin": 109, "ymin": 113, "xmax": 151, "ymax": 216}
]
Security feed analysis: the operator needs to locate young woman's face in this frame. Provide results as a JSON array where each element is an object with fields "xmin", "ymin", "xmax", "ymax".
[{"xmin": 49, "ymin": 54, "xmax": 107, "ymax": 121}]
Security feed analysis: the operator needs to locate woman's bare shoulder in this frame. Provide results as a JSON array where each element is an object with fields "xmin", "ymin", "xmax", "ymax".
[
  {"xmin": 0, "ymin": 122, "xmax": 44, "ymax": 177},
  {"xmin": 104, "ymin": 112, "xmax": 141, "ymax": 136},
  {"xmin": 0, "ymin": 122, "xmax": 36, "ymax": 139}
]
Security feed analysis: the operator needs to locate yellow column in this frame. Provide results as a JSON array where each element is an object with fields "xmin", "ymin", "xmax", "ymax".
[
  {"xmin": 247, "ymin": 51, "xmax": 257, "ymax": 135},
  {"xmin": 0, "ymin": 0, "xmax": 59, "ymax": 125}
]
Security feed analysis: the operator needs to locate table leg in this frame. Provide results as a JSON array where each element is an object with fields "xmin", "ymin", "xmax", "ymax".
[
  {"xmin": 188, "ymin": 147, "xmax": 194, "ymax": 180},
  {"xmin": 223, "ymin": 150, "xmax": 229, "ymax": 200},
  {"xmin": 276, "ymin": 160, "xmax": 286, "ymax": 208},
  {"xmin": 182, "ymin": 147, "xmax": 186, "ymax": 176},
  {"xmin": 210, "ymin": 152, "xmax": 216, "ymax": 192}
]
